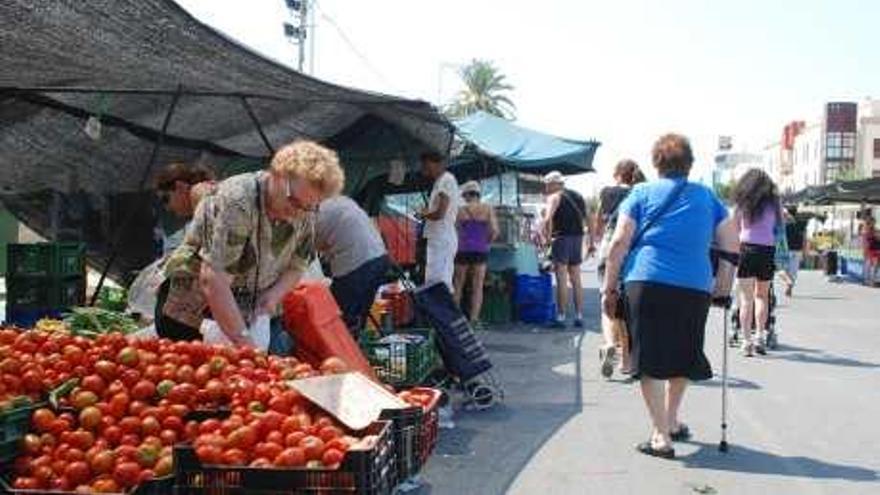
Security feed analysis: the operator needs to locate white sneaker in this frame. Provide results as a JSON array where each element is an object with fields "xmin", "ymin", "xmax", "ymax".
[{"xmin": 741, "ymin": 338, "xmax": 754, "ymax": 357}]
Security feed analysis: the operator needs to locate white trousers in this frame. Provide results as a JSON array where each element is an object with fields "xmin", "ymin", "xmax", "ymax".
[{"xmin": 425, "ymin": 236, "xmax": 457, "ymax": 292}]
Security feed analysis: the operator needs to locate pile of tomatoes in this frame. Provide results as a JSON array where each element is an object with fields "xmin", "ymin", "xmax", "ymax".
[
  {"xmin": 5, "ymin": 329, "xmax": 362, "ymax": 492},
  {"xmin": 396, "ymin": 389, "xmax": 439, "ymax": 411}
]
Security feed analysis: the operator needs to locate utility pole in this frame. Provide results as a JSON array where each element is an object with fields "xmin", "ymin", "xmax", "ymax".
[{"xmin": 283, "ymin": 0, "xmax": 309, "ymax": 73}]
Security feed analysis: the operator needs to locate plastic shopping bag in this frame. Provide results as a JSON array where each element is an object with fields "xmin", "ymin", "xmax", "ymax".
[
  {"xmin": 201, "ymin": 315, "xmax": 271, "ymax": 351},
  {"xmin": 127, "ymin": 258, "xmax": 168, "ymax": 320}
]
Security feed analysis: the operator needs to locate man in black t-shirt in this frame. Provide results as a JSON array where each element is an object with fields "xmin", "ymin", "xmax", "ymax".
[
  {"xmin": 542, "ymin": 171, "xmax": 594, "ymax": 329},
  {"xmin": 783, "ymin": 206, "xmax": 809, "ymax": 296}
]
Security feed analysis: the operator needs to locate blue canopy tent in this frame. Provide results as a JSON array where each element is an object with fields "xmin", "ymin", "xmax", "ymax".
[{"xmin": 450, "ymin": 111, "xmax": 599, "ymax": 178}]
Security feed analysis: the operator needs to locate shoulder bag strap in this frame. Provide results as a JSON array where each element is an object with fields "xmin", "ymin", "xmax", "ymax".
[{"xmin": 628, "ymin": 179, "xmax": 688, "ymax": 251}]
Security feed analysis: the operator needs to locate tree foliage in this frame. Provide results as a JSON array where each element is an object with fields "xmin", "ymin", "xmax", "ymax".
[{"xmin": 446, "ymin": 59, "xmax": 516, "ymax": 120}]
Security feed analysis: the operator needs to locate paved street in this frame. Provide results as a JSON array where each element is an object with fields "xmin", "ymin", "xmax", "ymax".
[{"xmin": 420, "ymin": 267, "xmax": 880, "ymax": 494}]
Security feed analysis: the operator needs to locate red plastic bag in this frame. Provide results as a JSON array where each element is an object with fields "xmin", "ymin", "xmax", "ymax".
[{"xmin": 282, "ymin": 282, "xmax": 378, "ymax": 382}]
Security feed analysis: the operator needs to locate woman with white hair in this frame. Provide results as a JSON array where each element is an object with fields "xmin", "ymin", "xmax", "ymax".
[{"xmin": 453, "ymin": 180, "xmax": 499, "ymax": 325}]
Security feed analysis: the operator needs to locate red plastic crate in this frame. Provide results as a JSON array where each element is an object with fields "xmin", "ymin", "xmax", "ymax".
[{"xmin": 411, "ymin": 388, "xmax": 441, "ymax": 468}]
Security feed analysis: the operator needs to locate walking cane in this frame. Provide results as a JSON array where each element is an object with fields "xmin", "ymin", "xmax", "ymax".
[{"xmin": 719, "ymin": 298, "xmax": 731, "ymax": 453}]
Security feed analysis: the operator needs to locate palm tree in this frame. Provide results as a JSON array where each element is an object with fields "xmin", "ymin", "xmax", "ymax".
[{"xmin": 447, "ymin": 59, "xmax": 516, "ymax": 120}]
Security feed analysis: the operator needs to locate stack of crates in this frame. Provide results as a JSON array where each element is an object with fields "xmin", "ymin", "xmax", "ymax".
[
  {"xmin": 515, "ymin": 273, "xmax": 556, "ymax": 323},
  {"xmin": 479, "ymin": 269, "xmax": 515, "ymax": 324},
  {"xmin": 5, "ymin": 242, "xmax": 86, "ymax": 326}
]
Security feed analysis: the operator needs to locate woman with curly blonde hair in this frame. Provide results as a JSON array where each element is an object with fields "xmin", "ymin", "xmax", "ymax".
[{"xmin": 159, "ymin": 140, "xmax": 344, "ymax": 349}]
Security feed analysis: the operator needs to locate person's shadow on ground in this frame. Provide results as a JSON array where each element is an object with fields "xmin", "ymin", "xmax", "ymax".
[{"xmin": 680, "ymin": 442, "xmax": 879, "ymax": 483}]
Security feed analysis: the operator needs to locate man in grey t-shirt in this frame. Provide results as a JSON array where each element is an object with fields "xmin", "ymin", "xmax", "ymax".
[{"xmin": 316, "ymin": 196, "xmax": 390, "ymax": 337}]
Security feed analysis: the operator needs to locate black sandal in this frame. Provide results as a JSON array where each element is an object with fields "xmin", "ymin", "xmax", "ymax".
[
  {"xmin": 636, "ymin": 441, "xmax": 675, "ymax": 459},
  {"xmin": 670, "ymin": 424, "xmax": 691, "ymax": 441}
]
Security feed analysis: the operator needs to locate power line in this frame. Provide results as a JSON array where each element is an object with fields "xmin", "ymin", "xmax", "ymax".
[{"xmin": 312, "ymin": 2, "xmax": 398, "ymax": 92}]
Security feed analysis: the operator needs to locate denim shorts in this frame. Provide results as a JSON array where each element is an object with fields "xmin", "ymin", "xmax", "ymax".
[{"xmin": 551, "ymin": 235, "xmax": 584, "ymax": 266}]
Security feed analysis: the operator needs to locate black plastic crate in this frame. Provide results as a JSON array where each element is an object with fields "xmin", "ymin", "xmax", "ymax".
[
  {"xmin": 6, "ymin": 244, "xmax": 53, "ymax": 277},
  {"xmin": 173, "ymin": 420, "xmax": 396, "ymax": 495},
  {"xmin": 378, "ymin": 406, "xmax": 422, "ymax": 482},
  {"xmin": 53, "ymin": 243, "xmax": 85, "ymax": 278},
  {"xmin": 5, "ymin": 278, "xmax": 53, "ymax": 310},
  {"xmin": 52, "ymin": 277, "xmax": 85, "ymax": 308}
]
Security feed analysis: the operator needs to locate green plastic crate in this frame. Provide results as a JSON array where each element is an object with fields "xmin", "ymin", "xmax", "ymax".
[
  {"xmin": 5, "ymin": 277, "xmax": 53, "ymax": 309},
  {"xmin": 5, "ymin": 243, "xmax": 85, "ymax": 278},
  {"xmin": 6, "ymin": 244, "xmax": 53, "ymax": 277},
  {"xmin": 360, "ymin": 328, "xmax": 438, "ymax": 388},
  {"xmin": 53, "ymin": 276, "xmax": 86, "ymax": 307},
  {"xmin": 480, "ymin": 290, "xmax": 513, "ymax": 324},
  {"xmin": 53, "ymin": 242, "xmax": 86, "ymax": 277}
]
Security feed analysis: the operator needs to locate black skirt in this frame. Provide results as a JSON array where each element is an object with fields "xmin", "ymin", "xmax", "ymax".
[{"xmin": 624, "ymin": 281, "xmax": 712, "ymax": 381}]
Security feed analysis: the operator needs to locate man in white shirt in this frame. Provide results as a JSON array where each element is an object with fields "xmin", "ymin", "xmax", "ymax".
[{"xmin": 418, "ymin": 151, "xmax": 459, "ymax": 292}]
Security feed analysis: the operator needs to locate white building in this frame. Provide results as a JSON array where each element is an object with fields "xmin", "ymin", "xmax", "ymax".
[
  {"xmin": 790, "ymin": 122, "xmax": 823, "ymax": 193},
  {"xmin": 856, "ymin": 98, "xmax": 880, "ymax": 179}
]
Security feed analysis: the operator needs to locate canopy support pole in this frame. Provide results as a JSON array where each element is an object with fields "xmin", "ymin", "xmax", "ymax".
[
  {"xmin": 240, "ymin": 97, "xmax": 275, "ymax": 155},
  {"xmin": 91, "ymin": 88, "xmax": 183, "ymax": 305}
]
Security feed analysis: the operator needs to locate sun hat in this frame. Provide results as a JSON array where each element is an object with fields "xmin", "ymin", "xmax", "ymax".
[
  {"xmin": 542, "ymin": 171, "xmax": 565, "ymax": 185},
  {"xmin": 461, "ymin": 180, "xmax": 481, "ymax": 196}
]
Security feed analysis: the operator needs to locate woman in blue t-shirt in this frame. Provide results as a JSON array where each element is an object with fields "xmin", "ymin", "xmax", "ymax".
[{"xmin": 600, "ymin": 134, "xmax": 738, "ymax": 459}]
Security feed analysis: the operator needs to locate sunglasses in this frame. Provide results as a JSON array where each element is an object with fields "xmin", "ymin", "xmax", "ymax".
[{"xmin": 284, "ymin": 178, "xmax": 319, "ymax": 213}]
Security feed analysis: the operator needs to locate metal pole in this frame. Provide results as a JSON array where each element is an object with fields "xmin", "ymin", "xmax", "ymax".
[
  {"xmin": 299, "ymin": 0, "xmax": 307, "ymax": 72},
  {"xmin": 309, "ymin": 0, "xmax": 316, "ymax": 75},
  {"xmin": 240, "ymin": 97, "xmax": 275, "ymax": 155},
  {"xmin": 91, "ymin": 88, "xmax": 183, "ymax": 305}
]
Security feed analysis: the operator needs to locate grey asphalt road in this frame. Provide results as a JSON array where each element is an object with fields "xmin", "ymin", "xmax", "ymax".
[{"xmin": 418, "ymin": 268, "xmax": 880, "ymax": 495}]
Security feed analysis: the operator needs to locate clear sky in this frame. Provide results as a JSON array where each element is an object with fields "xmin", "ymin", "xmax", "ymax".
[{"xmin": 176, "ymin": 0, "xmax": 880, "ymax": 195}]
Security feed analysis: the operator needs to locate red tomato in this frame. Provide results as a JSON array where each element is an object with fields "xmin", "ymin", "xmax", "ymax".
[
  {"xmin": 90, "ymin": 451, "xmax": 115, "ymax": 475},
  {"xmin": 49, "ymin": 418, "xmax": 72, "ymax": 436},
  {"xmin": 32, "ymin": 408, "xmax": 56, "ymax": 433},
  {"xmin": 162, "ymin": 415, "xmax": 184, "ymax": 433},
  {"xmin": 176, "ymin": 365, "xmax": 195, "ymax": 384},
  {"xmin": 183, "ymin": 421, "xmax": 199, "ymax": 441},
  {"xmin": 22, "ymin": 433, "xmax": 42, "ymax": 455},
  {"xmin": 72, "ymin": 390, "xmax": 99, "ymax": 410},
  {"xmin": 21, "ymin": 370, "xmax": 44, "ymax": 393},
  {"xmin": 221, "ymin": 448, "xmax": 248, "ymax": 466},
  {"xmin": 195, "ymin": 445, "xmax": 223, "ymax": 464},
  {"xmin": 318, "ymin": 426, "xmax": 342, "ymax": 443},
  {"xmin": 116, "ymin": 347, "xmax": 140, "ymax": 368},
  {"xmin": 253, "ymin": 442, "xmax": 284, "ymax": 462},
  {"xmin": 322, "ymin": 448, "xmax": 344, "ymax": 467},
  {"xmin": 121, "ymin": 369, "xmax": 141, "ymax": 389},
  {"xmin": 256, "ymin": 410, "xmax": 285, "ymax": 438},
  {"xmin": 64, "ymin": 447, "xmax": 86, "ymax": 463},
  {"xmin": 113, "ymin": 461, "xmax": 141, "ymax": 488},
  {"xmin": 198, "ymin": 419, "xmax": 222, "ymax": 435},
  {"xmin": 101, "ymin": 425, "xmax": 123, "ymax": 446},
  {"xmin": 116, "ymin": 434, "xmax": 138, "ymax": 448},
  {"xmin": 138, "ymin": 469, "xmax": 155, "ymax": 483},
  {"xmin": 79, "ymin": 406, "xmax": 102, "ymax": 431},
  {"xmin": 193, "ymin": 365, "xmax": 212, "ymax": 386},
  {"xmin": 49, "ymin": 476, "xmax": 71, "ymax": 491},
  {"xmin": 64, "ymin": 461, "xmax": 91, "ymax": 486},
  {"xmin": 159, "ymin": 429, "xmax": 178, "ymax": 446},
  {"xmin": 250, "ymin": 458, "xmax": 272, "ymax": 468},
  {"xmin": 274, "ymin": 447, "xmax": 306, "ymax": 467},
  {"xmin": 128, "ymin": 400, "xmax": 149, "ymax": 418},
  {"xmin": 141, "ymin": 416, "xmax": 162, "ymax": 437},
  {"xmin": 118, "ymin": 416, "xmax": 141, "ymax": 436},
  {"xmin": 92, "ymin": 477, "xmax": 121, "ymax": 493},
  {"xmin": 299, "ymin": 436, "xmax": 325, "ymax": 462},
  {"xmin": 285, "ymin": 431, "xmax": 307, "ymax": 448},
  {"xmin": 81, "ymin": 375, "xmax": 107, "ymax": 395},
  {"xmin": 12, "ymin": 477, "xmax": 40, "ymax": 489},
  {"xmin": 265, "ymin": 431, "xmax": 285, "ymax": 445},
  {"xmin": 114, "ymin": 445, "xmax": 139, "ymax": 461},
  {"xmin": 108, "ymin": 393, "xmax": 130, "ymax": 419},
  {"xmin": 69, "ymin": 431, "xmax": 96, "ymax": 451},
  {"xmin": 227, "ymin": 426, "xmax": 258, "ymax": 450},
  {"xmin": 93, "ymin": 360, "xmax": 118, "ymax": 382}
]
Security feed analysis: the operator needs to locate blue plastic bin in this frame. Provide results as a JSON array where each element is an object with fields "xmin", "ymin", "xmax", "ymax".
[{"xmin": 515, "ymin": 273, "xmax": 553, "ymax": 306}]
